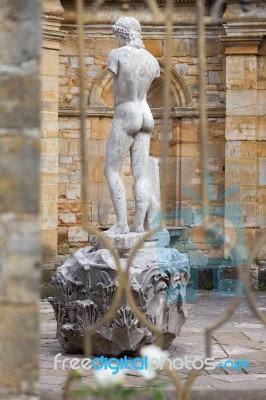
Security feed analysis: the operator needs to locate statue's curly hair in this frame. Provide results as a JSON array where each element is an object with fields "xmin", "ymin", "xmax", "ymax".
[{"xmin": 112, "ymin": 17, "xmax": 144, "ymax": 49}]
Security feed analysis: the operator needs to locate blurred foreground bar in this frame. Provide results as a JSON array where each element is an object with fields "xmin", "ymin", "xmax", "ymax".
[{"xmin": 0, "ymin": 0, "xmax": 42, "ymax": 399}]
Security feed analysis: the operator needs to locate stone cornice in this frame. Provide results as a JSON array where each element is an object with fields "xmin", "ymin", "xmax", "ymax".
[
  {"xmin": 60, "ymin": 23, "xmax": 224, "ymax": 38},
  {"xmin": 61, "ymin": 0, "xmax": 213, "ymax": 5},
  {"xmin": 59, "ymin": 106, "xmax": 225, "ymax": 118},
  {"xmin": 223, "ymin": 21, "xmax": 266, "ymax": 37},
  {"xmin": 220, "ymin": 35, "xmax": 263, "ymax": 55},
  {"xmin": 43, "ymin": 16, "xmax": 66, "ymax": 47},
  {"xmin": 42, "ymin": 1, "xmax": 65, "ymax": 46}
]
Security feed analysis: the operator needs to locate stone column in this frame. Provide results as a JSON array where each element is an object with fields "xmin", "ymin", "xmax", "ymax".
[
  {"xmin": 41, "ymin": 0, "xmax": 64, "ymax": 285},
  {"xmin": 0, "ymin": 1, "xmax": 42, "ymax": 398},
  {"xmin": 222, "ymin": 0, "xmax": 266, "ymax": 259}
]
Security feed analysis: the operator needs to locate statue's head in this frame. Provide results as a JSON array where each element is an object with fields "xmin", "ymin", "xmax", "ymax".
[{"xmin": 112, "ymin": 17, "xmax": 144, "ymax": 49}]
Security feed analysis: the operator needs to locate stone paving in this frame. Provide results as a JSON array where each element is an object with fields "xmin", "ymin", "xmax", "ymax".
[{"xmin": 39, "ymin": 291, "xmax": 266, "ymax": 398}]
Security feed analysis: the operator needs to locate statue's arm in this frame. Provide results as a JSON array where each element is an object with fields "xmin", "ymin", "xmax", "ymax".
[{"xmin": 108, "ymin": 50, "xmax": 119, "ymax": 76}]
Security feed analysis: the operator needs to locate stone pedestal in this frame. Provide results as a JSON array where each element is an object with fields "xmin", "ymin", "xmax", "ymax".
[{"xmin": 48, "ymin": 231, "xmax": 190, "ymax": 356}]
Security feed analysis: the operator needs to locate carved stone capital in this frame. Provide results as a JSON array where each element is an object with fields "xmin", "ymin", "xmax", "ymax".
[
  {"xmin": 43, "ymin": 0, "xmax": 64, "ymax": 17},
  {"xmin": 42, "ymin": 1, "xmax": 65, "ymax": 47},
  {"xmin": 220, "ymin": 35, "xmax": 263, "ymax": 55}
]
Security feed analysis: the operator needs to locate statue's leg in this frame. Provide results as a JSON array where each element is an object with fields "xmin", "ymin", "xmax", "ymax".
[
  {"xmin": 130, "ymin": 132, "xmax": 151, "ymax": 232},
  {"xmin": 104, "ymin": 119, "xmax": 134, "ymax": 234}
]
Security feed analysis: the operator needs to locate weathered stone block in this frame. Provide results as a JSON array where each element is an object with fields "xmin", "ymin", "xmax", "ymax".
[
  {"xmin": 225, "ymin": 141, "xmax": 256, "ymax": 159},
  {"xmin": 257, "ymin": 117, "xmax": 266, "ymax": 140},
  {"xmin": 1, "ymin": 255, "xmax": 40, "ymax": 304},
  {"xmin": 181, "ymin": 120, "xmax": 198, "ymax": 142},
  {"xmin": 40, "ymin": 154, "xmax": 58, "ymax": 173},
  {"xmin": 85, "ymin": 56, "xmax": 94, "ymax": 65},
  {"xmin": 60, "ymin": 37, "xmax": 94, "ymax": 56},
  {"xmin": 91, "ymin": 117, "xmax": 111, "ymax": 140},
  {"xmin": 41, "ymin": 75, "xmax": 59, "ymax": 100},
  {"xmin": 258, "ymin": 204, "xmax": 266, "ymax": 228},
  {"xmin": 68, "ymin": 139, "xmax": 79, "ymax": 156},
  {"xmin": 205, "ymin": 38, "xmax": 224, "ymax": 57},
  {"xmin": 226, "ymin": 56, "xmax": 257, "ymax": 90},
  {"xmin": 58, "ymin": 243, "xmax": 70, "ymax": 255},
  {"xmin": 225, "ymin": 162, "xmax": 256, "ymax": 187},
  {"xmin": 98, "ymin": 183, "xmax": 110, "ymax": 199},
  {"xmin": 242, "ymin": 202, "xmax": 256, "ymax": 227},
  {"xmin": 59, "ymin": 156, "xmax": 72, "ymax": 164},
  {"xmin": 0, "ymin": 0, "xmax": 41, "ymax": 65},
  {"xmin": 41, "ymin": 111, "xmax": 58, "ymax": 137},
  {"xmin": 0, "ymin": 136, "xmax": 39, "ymax": 213},
  {"xmin": 226, "ymin": 90, "xmax": 257, "ymax": 116},
  {"xmin": 226, "ymin": 116, "xmax": 256, "ymax": 140},
  {"xmin": 87, "ymin": 139, "xmax": 99, "ymax": 156},
  {"xmin": 86, "ymin": 65, "xmax": 104, "ymax": 79},
  {"xmin": 209, "ymin": 71, "xmax": 223, "ymax": 85},
  {"xmin": 241, "ymin": 189, "xmax": 256, "ymax": 203},
  {"xmin": 258, "ymin": 90, "xmax": 266, "ymax": 116},
  {"xmin": 187, "ymin": 65, "xmax": 198, "ymax": 76},
  {"xmin": 41, "ymin": 49, "xmax": 59, "ymax": 77},
  {"xmin": 58, "ymin": 226, "xmax": 68, "ymax": 243},
  {"xmin": 41, "ymin": 138, "xmax": 58, "ymax": 155},
  {"xmin": 0, "ymin": 305, "xmax": 39, "ymax": 393},
  {"xmin": 171, "ymin": 39, "xmax": 189, "ymax": 57},
  {"xmin": 257, "ymin": 143, "xmax": 266, "ymax": 157},
  {"xmin": 0, "ymin": 73, "xmax": 40, "ymax": 128},
  {"xmin": 259, "ymin": 158, "xmax": 266, "ymax": 186},
  {"xmin": 68, "ymin": 226, "xmax": 88, "ymax": 242},
  {"xmin": 181, "ymin": 143, "xmax": 200, "ymax": 157},
  {"xmin": 175, "ymin": 63, "xmax": 188, "ymax": 75},
  {"xmin": 40, "ymin": 184, "xmax": 57, "ymax": 202},
  {"xmin": 41, "ymin": 229, "xmax": 58, "ymax": 263},
  {"xmin": 181, "ymin": 152, "xmax": 199, "ymax": 185},
  {"xmin": 95, "ymin": 38, "xmax": 117, "ymax": 56},
  {"xmin": 143, "ymin": 39, "xmax": 163, "ymax": 57},
  {"xmin": 40, "ymin": 201, "xmax": 58, "ymax": 229},
  {"xmin": 86, "ymin": 183, "xmax": 99, "ymax": 201},
  {"xmin": 66, "ymin": 183, "xmax": 81, "ymax": 200},
  {"xmin": 59, "ymin": 212, "xmax": 76, "ymax": 224},
  {"xmin": 258, "ymin": 56, "xmax": 266, "ymax": 89}
]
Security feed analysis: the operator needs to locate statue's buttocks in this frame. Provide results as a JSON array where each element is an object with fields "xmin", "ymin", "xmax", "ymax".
[{"xmin": 109, "ymin": 46, "xmax": 159, "ymax": 135}]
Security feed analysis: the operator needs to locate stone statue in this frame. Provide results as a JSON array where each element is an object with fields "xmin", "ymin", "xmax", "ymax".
[
  {"xmin": 48, "ymin": 17, "xmax": 190, "ymax": 357},
  {"xmin": 104, "ymin": 17, "xmax": 160, "ymax": 234}
]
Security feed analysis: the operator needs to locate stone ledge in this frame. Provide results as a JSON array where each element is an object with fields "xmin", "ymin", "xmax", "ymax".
[{"xmin": 59, "ymin": 106, "xmax": 226, "ymax": 118}]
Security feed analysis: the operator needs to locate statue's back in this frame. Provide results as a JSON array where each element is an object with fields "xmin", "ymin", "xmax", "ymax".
[{"xmin": 110, "ymin": 46, "xmax": 160, "ymax": 103}]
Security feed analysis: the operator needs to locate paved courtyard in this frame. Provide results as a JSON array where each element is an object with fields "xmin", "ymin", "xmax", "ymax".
[{"xmin": 39, "ymin": 291, "xmax": 266, "ymax": 398}]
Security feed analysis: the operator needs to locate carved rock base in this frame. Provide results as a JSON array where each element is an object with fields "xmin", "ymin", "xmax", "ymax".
[{"xmin": 48, "ymin": 232, "xmax": 190, "ymax": 356}]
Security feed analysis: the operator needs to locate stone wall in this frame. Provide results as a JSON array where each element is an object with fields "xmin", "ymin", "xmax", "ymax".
[{"xmin": 0, "ymin": 0, "xmax": 42, "ymax": 398}]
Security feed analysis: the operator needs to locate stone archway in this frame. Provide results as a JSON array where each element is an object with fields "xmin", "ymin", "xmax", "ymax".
[{"xmin": 88, "ymin": 65, "xmax": 192, "ymax": 109}]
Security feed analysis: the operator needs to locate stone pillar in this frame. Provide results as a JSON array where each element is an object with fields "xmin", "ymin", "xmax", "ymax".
[
  {"xmin": 222, "ymin": 0, "xmax": 266, "ymax": 259},
  {"xmin": 41, "ymin": 0, "xmax": 64, "ymax": 282},
  {"xmin": 0, "ymin": 1, "xmax": 42, "ymax": 398}
]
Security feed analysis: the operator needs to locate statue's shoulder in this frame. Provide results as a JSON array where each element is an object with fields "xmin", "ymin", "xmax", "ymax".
[
  {"xmin": 142, "ymin": 48, "xmax": 160, "ymax": 77},
  {"xmin": 108, "ymin": 48, "xmax": 121, "ymax": 59}
]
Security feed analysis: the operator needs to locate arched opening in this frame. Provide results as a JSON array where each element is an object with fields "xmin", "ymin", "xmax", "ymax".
[{"xmin": 88, "ymin": 66, "xmax": 191, "ymax": 109}]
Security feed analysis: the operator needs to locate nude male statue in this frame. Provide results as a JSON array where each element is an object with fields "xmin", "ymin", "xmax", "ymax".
[{"xmin": 104, "ymin": 17, "xmax": 160, "ymax": 234}]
